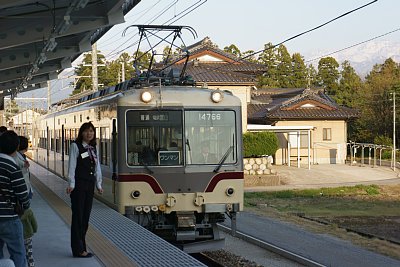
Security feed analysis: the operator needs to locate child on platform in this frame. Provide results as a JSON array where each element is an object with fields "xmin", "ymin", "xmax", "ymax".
[{"xmin": 20, "ymin": 208, "xmax": 37, "ymax": 267}]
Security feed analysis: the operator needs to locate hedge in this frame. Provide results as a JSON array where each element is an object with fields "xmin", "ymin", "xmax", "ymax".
[{"xmin": 243, "ymin": 132, "xmax": 279, "ymax": 157}]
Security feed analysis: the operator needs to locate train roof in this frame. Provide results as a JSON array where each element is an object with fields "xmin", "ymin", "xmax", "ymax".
[{"xmin": 42, "ymin": 84, "xmax": 241, "ymax": 119}]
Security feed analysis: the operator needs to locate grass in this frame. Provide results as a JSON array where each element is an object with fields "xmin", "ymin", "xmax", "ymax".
[{"xmin": 244, "ymin": 185, "xmax": 400, "ymax": 217}]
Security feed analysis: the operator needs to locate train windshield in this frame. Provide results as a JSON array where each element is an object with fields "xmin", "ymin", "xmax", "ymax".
[
  {"xmin": 126, "ymin": 110, "xmax": 183, "ymax": 166},
  {"xmin": 185, "ymin": 110, "xmax": 237, "ymax": 165}
]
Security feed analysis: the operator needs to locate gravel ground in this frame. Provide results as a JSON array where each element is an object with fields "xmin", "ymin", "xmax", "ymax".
[{"xmin": 204, "ymin": 233, "xmax": 304, "ymax": 267}]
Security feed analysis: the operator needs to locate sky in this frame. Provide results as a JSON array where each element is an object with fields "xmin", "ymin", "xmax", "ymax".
[
  {"xmin": 97, "ymin": 0, "xmax": 400, "ymax": 60},
  {"xmin": 18, "ymin": 0, "xmax": 400, "ymax": 107}
]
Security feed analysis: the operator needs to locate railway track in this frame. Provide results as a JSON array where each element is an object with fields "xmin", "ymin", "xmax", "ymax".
[
  {"xmin": 191, "ymin": 253, "xmax": 226, "ymax": 267},
  {"xmin": 218, "ymin": 224, "xmax": 326, "ymax": 267}
]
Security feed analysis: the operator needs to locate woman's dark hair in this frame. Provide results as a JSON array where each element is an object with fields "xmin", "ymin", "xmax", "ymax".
[
  {"xmin": 76, "ymin": 122, "xmax": 96, "ymax": 146},
  {"xmin": 18, "ymin": 136, "xmax": 29, "ymax": 151},
  {"xmin": 0, "ymin": 130, "xmax": 20, "ymax": 155},
  {"xmin": 0, "ymin": 126, "xmax": 7, "ymax": 134}
]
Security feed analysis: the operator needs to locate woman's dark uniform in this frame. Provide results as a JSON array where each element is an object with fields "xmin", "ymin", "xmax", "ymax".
[{"xmin": 68, "ymin": 140, "xmax": 102, "ymax": 257}]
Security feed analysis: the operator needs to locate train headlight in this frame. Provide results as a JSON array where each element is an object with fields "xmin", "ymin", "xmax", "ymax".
[
  {"xmin": 141, "ymin": 91, "xmax": 152, "ymax": 103},
  {"xmin": 226, "ymin": 187, "xmax": 235, "ymax": 196},
  {"xmin": 131, "ymin": 190, "xmax": 141, "ymax": 199},
  {"xmin": 211, "ymin": 90, "xmax": 223, "ymax": 103}
]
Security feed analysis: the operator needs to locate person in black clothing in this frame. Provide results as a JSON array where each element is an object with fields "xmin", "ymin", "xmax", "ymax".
[
  {"xmin": 0, "ymin": 130, "xmax": 30, "ymax": 267},
  {"xmin": 0, "ymin": 126, "xmax": 7, "ymax": 135},
  {"xmin": 66, "ymin": 122, "xmax": 103, "ymax": 258}
]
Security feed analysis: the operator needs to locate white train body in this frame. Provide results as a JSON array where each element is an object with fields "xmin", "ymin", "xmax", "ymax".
[{"xmin": 32, "ymin": 84, "xmax": 243, "ymax": 252}]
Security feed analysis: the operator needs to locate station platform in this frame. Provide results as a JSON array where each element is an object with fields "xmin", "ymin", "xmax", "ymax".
[{"xmin": 1, "ymin": 161, "xmax": 205, "ymax": 267}]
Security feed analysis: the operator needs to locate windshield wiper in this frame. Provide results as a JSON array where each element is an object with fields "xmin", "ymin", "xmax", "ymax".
[
  {"xmin": 186, "ymin": 139, "xmax": 192, "ymax": 163},
  {"xmin": 213, "ymin": 146, "xmax": 233, "ymax": 173}
]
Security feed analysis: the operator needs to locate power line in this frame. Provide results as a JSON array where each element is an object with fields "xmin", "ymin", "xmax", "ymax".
[
  {"xmin": 194, "ymin": 0, "xmax": 378, "ymax": 77},
  {"xmin": 99, "ymin": 0, "xmax": 165, "ymax": 47},
  {"xmin": 305, "ymin": 27, "xmax": 400, "ymax": 63},
  {"xmin": 105, "ymin": 0, "xmax": 206, "ymax": 59},
  {"xmin": 104, "ymin": 0, "xmax": 180, "ymax": 57}
]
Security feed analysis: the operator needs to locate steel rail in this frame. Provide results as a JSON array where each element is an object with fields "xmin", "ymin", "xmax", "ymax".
[{"xmin": 218, "ymin": 224, "xmax": 326, "ymax": 267}]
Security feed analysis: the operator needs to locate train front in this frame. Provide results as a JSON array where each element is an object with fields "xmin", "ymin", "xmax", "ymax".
[{"xmin": 116, "ymin": 86, "xmax": 243, "ymax": 252}]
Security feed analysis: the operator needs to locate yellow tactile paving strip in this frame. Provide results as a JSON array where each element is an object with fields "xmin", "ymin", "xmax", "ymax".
[{"xmin": 31, "ymin": 174, "xmax": 138, "ymax": 267}]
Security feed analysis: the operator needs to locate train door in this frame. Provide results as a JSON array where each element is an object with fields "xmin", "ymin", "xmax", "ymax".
[
  {"xmin": 112, "ymin": 119, "xmax": 117, "ymax": 204},
  {"xmin": 46, "ymin": 126, "xmax": 49, "ymax": 169},
  {"xmin": 61, "ymin": 124, "xmax": 65, "ymax": 178}
]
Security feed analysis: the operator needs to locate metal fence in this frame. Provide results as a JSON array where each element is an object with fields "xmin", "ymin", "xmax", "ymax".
[{"xmin": 347, "ymin": 142, "xmax": 398, "ymax": 170}]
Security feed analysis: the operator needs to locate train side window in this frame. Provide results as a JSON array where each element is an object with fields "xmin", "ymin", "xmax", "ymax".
[
  {"xmin": 74, "ymin": 116, "xmax": 76, "ymax": 123},
  {"xmin": 65, "ymin": 128, "xmax": 70, "ymax": 155},
  {"xmin": 55, "ymin": 130, "xmax": 60, "ymax": 153},
  {"xmin": 99, "ymin": 127, "xmax": 110, "ymax": 165}
]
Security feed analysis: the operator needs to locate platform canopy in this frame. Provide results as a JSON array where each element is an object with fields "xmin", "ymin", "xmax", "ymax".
[{"xmin": 0, "ymin": 0, "xmax": 140, "ymax": 98}]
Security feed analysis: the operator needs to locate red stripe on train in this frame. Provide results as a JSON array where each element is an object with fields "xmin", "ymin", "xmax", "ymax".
[
  {"xmin": 118, "ymin": 174, "xmax": 164, "ymax": 194},
  {"xmin": 205, "ymin": 172, "xmax": 244, "ymax": 192},
  {"xmin": 117, "ymin": 172, "xmax": 243, "ymax": 194}
]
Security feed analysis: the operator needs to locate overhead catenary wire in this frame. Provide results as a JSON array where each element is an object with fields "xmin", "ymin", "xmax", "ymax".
[
  {"xmin": 305, "ymin": 27, "xmax": 400, "ymax": 63},
  {"xmin": 193, "ymin": 0, "xmax": 379, "ymax": 77},
  {"xmin": 104, "ymin": 0, "xmax": 180, "ymax": 58},
  {"xmin": 105, "ymin": 0, "xmax": 206, "ymax": 59},
  {"xmin": 99, "ymin": 0, "xmax": 166, "ymax": 47}
]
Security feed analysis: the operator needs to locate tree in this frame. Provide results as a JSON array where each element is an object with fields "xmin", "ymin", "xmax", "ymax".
[
  {"xmin": 316, "ymin": 57, "xmax": 340, "ymax": 96},
  {"xmin": 223, "ymin": 44, "xmax": 241, "ymax": 57},
  {"xmin": 276, "ymin": 45, "xmax": 292, "ymax": 88},
  {"xmin": 351, "ymin": 58, "xmax": 400, "ymax": 143},
  {"xmin": 258, "ymin": 43, "xmax": 278, "ymax": 87},
  {"xmin": 72, "ymin": 52, "xmax": 107, "ymax": 95},
  {"xmin": 132, "ymin": 49, "xmax": 152, "ymax": 74},
  {"xmin": 337, "ymin": 60, "xmax": 362, "ymax": 107},
  {"xmin": 306, "ymin": 64, "xmax": 319, "ymax": 87},
  {"xmin": 162, "ymin": 46, "xmax": 180, "ymax": 63},
  {"xmin": 291, "ymin": 53, "xmax": 308, "ymax": 88},
  {"xmin": 5, "ymin": 99, "xmax": 19, "ymax": 122},
  {"xmin": 243, "ymin": 132, "xmax": 279, "ymax": 157}
]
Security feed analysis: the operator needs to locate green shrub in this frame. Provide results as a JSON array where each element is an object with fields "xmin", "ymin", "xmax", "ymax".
[{"xmin": 243, "ymin": 131, "xmax": 279, "ymax": 157}]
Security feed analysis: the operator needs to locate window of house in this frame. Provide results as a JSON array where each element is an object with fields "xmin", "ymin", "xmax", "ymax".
[
  {"xmin": 288, "ymin": 132, "xmax": 310, "ymax": 148},
  {"xmin": 323, "ymin": 128, "xmax": 332, "ymax": 141}
]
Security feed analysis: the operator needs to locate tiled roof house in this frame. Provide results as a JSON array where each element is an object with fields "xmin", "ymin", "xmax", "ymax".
[
  {"xmin": 161, "ymin": 37, "xmax": 266, "ymax": 131},
  {"xmin": 248, "ymin": 88, "xmax": 359, "ymax": 165}
]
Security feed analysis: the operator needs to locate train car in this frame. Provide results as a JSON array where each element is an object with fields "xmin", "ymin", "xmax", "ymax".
[{"xmin": 31, "ymin": 80, "xmax": 243, "ymax": 252}]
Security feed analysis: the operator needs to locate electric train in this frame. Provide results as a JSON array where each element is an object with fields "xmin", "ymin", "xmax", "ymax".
[{"xmin": 31, "ymin": 77, "xmax": 243, "ymax": 252}]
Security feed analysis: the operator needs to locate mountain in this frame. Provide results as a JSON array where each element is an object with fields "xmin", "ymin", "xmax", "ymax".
[{"xmin": 305, "ymin": 40, "xmax": 400, "ymax": 78}]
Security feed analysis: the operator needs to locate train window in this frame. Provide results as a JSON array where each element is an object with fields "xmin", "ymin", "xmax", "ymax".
[
  {"xmin": 65, "ymin": 129, "xmax": 70, "ymax": 155},
  {"xmin": 80, "ymin": 114, "xmax": 82, "ymax": 123},
  {"xmin": 50, "ymin": 130, "xmax": 54, "ymax": 151},
  {"xmin": 185, "ymin": 110, "xmax": 237, "ymax": 165},
  {"xmin": 126, "ymin": 110, "xmax": 183, "ymax": 166},
  {"xmin": 74, "ymin": 116, "xmax": 76, "ymax": 123},
  {"xmin": 55, "ymin": 130, "xmax": 60, "ymax": 153}
]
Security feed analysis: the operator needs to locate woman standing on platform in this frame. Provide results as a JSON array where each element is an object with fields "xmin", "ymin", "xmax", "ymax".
[{"xmin": 66, "ymin": 122, "xmax": 103, "ymax": 258}]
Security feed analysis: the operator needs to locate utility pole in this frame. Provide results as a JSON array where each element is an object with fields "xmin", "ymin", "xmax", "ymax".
[
  {"xmin": 393, "ymin": 91, "xmax": 396, "ymax": 171},
  {"xmin": 47, "ymin": 80, "xmax": 51, "ymax": 111},
  {"xmin": 121, "ymin": 62, "xmax": 125, "ymax": 82},
  {"xmin": 92, "ymin": 42, "xmax": 98, "ymax": 91}
]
